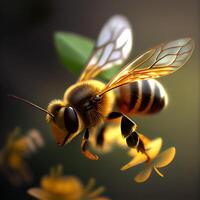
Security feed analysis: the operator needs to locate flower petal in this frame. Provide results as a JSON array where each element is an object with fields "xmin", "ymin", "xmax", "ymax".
[
  {"xmin": 27, "ymin": 188, "xmax": 51, "ymax": 199},
  {"xmin": 154, "ymin": 147, "xmax": 176, "ymax": 168},
  {"xmin": 121, "ymin": 137, "xmax": 162, "ymax": 170},
  {"xmin": 134, "ymin": 167, "xmax": 153, "ymax": 183}
]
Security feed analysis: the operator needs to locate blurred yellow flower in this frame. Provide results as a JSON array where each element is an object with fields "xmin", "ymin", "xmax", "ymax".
[
  {"xmin": 0, "ymin": 127, "xmax": 44, "ymax": 186},
  {"xmin": 121, "ymin": 136, "xmax": 176, "ymax": 183},
  {"xmin": 28, "ymin": 165, "xmax": 110, "ymax": 200}
]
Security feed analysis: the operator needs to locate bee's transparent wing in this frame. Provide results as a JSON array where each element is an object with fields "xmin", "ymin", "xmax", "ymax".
[
  {"xmin": 78, "ymin": 15, "xmax": 133, "ymax": 81},
  {"xmin": 98, "ymin": 38, "xmax": 194, "ymax": 96}
]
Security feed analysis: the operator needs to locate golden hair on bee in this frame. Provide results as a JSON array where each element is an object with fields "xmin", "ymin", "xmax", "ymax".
[
  {"xmin": 46, "ymin": 99, "xmax": 64, "ymax": 122},
  {"xmin": 64, "ymin": 80, "xmax": 115, "ymax": 128}
]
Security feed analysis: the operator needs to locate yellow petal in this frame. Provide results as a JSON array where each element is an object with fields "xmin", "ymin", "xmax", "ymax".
[
  {"xmin": 27, "ymin": 188, "xmax": 51, "ymax": 199},
  {"xmin": 134, "ymin": 167, "xmax": 153, "ymax": 183},
  {"xmin": 121, "ymin": 138, "xmax": 162, "ymax": 171},
  {"xmin": 41, "ymin": 175, "xmax": 83, "ymax": 197},
  {"xmin": 92, "ymin": 197, "xmax": 111, "ymax": 200},
  {"xmin": 146, "ymin": 137, "xmax": 163, "ymax": 159},
  {"xmin": 27, "ymin": 129, "xmax": 44, "ymax": 147},
  {"xmin": 139, "ymin": 134, "xmax": 151, "ymax": 146},
  {"xmin": 153, "ymin": 166, "xmax": 164, "ymax": 177},
  {"xmin": 87, "ymin": 186, "xmax": 105, "ymax": 199},
  {"xmin": 154, "ymin": 147, "xmax": 176, "ymax": 168},
  {"xmin": 84, "ymin": 178, "xmax": 96, "ymax": 194},
  {"xmin": 128, "ymin": 149, "xmax": 138, "ymax": 157}
]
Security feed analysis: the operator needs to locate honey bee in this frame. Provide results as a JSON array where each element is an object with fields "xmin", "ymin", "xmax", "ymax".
[{"xmin": 9, "ymin": 15, "xmax": 194, "ymax": 161}]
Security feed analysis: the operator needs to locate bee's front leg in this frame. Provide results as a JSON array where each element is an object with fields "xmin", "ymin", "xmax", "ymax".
[{"xmin": 81, "ymin": 129, "xmax": 99, "ymax": 161}]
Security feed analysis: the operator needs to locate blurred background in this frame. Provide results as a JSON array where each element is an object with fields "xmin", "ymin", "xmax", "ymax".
[{"xmin": 0, "ymin": 0, "xmax": 199, "ymax": 199}]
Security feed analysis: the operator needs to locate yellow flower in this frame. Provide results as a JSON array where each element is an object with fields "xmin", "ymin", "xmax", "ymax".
[
  {"xmin": 7, "ymin": 153, "xmax": 23, "ymax": 169},
  {"xmin": 0, "ymin": 128, "xmax": 44, "ymax": 186},
  {"xmin": 28, "ymin": 165, "xmax": 110, "ymax": 200},
  {"xmin": 12, "ymin": 129, "xmax": 44, "ymax": 155},
  {"xmin": 121, "ymin": 137, "xmax": 176, "ymax": 183}
]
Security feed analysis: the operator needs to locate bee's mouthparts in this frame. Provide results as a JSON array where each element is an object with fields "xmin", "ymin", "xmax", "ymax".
[{"xmin": 60, "ymin": 133, "xmax": 71, "ymax": 146}]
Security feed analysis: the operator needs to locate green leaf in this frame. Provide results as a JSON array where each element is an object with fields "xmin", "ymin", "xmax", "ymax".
[
  {"xmin": 54, "ymin": 31, "xmax": 123, "ymax": 81},
  {"xmin": 54, "ymin": 32, "xmax": 94, "ymax": 74},
  {"xmin": 100, "ymin": 65, "xmax": 122, "ymax": 80}
]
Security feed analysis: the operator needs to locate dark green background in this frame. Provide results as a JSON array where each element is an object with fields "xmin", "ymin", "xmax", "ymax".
[{"xmin": 0, "ymin": 0, "xmax": 199, "ymax": 199}]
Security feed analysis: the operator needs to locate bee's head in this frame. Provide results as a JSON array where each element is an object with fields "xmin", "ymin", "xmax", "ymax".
[
  {"xmin": 8, "ymin": 95, "xmax": 82, "ymax": 147},
  {"xmin": 46, "ymin": 99, "xmax": 64, "ymax": 123},
  {"xmin": 47, "ymin": 99, "xmax": 81, "ymax": 146}
]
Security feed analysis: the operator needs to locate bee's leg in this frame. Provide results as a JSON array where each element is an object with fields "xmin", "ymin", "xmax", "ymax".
[
  {"xmin": 81, "ymin": 129, "xmax": 99, "ymax": 161},
  {"xmin": 121, "ymin": 114, "xmax": 150, "ymax": 162},
  {"xmin": 107, "ymin": 112, "xmax": 122, "ymax": 120},
  {"xmin": 121, "ymin": 115, "xmax": 137, "ymax": 137},
  {"xmin": 126, "ymin": 132, "xmax": 150, "ymax": 162},
  {"xmin": 108, "ymin": 112, "xmax": 150, "ymax": 161},
  {"xmin": 96, "ymin": 124, "xmax": 107, "ymax": 147},
  {"xmin": 137, "ymin": 138, "xmax": 151, "ymax": 162},
  {"xmin": 126, "ymin": 130, "xmax": 150, "ymax": 162}
]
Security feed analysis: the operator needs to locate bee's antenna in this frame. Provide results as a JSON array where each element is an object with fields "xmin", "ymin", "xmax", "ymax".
[{"xmin": 8, "ymin": 94, "xmax": 54, "ymax": 118}]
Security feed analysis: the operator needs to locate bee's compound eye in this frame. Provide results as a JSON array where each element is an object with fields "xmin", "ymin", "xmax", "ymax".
[{"xmin": 64, "ymin": 107, "xmax": 78, "ymax": 133}]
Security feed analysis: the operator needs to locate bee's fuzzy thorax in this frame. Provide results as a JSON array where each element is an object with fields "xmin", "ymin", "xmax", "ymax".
[{"xmin": 63, "ymin": 80, "xmax": 115, "ymax": 128}]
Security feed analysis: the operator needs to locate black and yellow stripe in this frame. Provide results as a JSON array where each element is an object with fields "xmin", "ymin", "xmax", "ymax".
[{"xmin": 117, "ymin": 79, "xmax": 168, "ymax": 115}]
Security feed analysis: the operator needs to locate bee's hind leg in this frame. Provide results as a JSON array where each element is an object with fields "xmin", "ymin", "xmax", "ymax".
[
  {"xmin": 107, "ymin": 112, "xmax": 123, "ymax": 120},
  {"xmin": 120, "ymin": 114, "xmax": 150, "ymax": 162},
  {"xmin": 137, "ymin": 138, "xmax": 151, "ymax": 162},
  {"xmin": 81, "ymin": 129, "xmax": 99, "ymax": 161},
  {"xmin": 108, "ymin": 112, "xmax": 150, "ymax": 162}
]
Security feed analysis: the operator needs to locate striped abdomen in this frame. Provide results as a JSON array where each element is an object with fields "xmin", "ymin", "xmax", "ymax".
[{"xmin": 117, "ymin": 79, "xmax": 168, "ymax": 115}]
